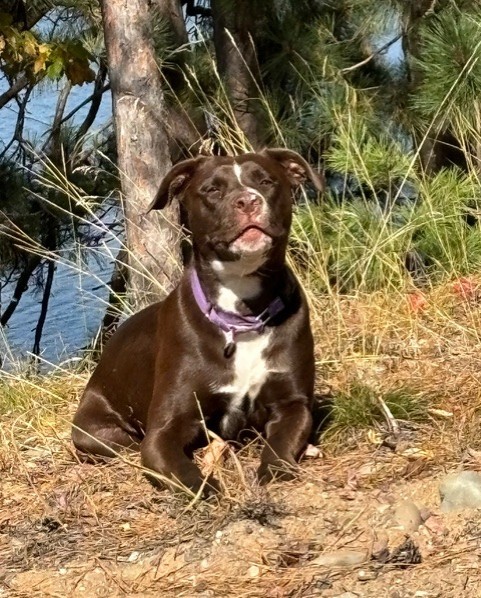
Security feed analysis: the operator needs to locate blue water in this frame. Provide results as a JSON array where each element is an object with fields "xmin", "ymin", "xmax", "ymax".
[
  {"xmin": 0, "ymin": 75, "xmax": 117, "ymax": 368},
  {"xmin": 0, "ymin": 12, "xmax": 404, "ymax": 368}
]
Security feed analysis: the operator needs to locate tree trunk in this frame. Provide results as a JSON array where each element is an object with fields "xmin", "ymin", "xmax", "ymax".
[
  {"xmin": 211, "ymin": 0, "xmax": 263, "ymax": 150},
  {"xmin": 151, "ymin": 0, "xmax": 205, "ymax": 162},
  {"xmin": 100, "ymin": 0, "xmax": 183, "ymax": 309}
]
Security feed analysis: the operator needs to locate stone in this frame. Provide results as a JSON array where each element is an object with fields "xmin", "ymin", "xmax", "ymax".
[
  {"xmin": 247, "ymin": 565, "xmax": 260, "ymax": 578},
  {"xmin": 419, "ymin": 507, "xmax": 431, "ymax": 522},
  {"xmin": 424, "ymin": 515, "xmax": 447, "ymax": 536},
  {"xmin": 304, "ymin": 444, "xmax": 322, "ymax": 458},
  {"xmin": 439, "ymin": 471, "xmax": 481, "ymax": 512},
  {"xmin": 127, "ymin": 551, "xmax": 140, "ymax": 562},
  {"xmin": 393, "ymin": 500, "xmax": 423, "ymax": 531},
  {"xmin": 357, "ymin": 568, "xmax": 378, "ymax": 581},
  {"xmin": 311, "ymin": 550, "xmax": 368, "ymax": 568},
  {"xmin": 372, "ymin": 532, "xmax": 389, "ymax": 562}
]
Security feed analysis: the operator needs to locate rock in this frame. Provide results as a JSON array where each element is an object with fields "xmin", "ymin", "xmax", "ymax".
[
  {"xmin": 439, "ymin": 471, "xmax": 481, "ymax": 512},
  {"xmin": 357, "ymin": 568, "xmax": 378, "ymax": 581},
  {"xmin": 393, "ymin": 500, "xmax": 423, "ymax": 531},
  {"xmin": 200, "ymin": 559, "xmax": 209, "ymax": 570},
  {"xmin": 372, "ymin": 532, "xmax": 389, "ymax": 562},
  {"xmin": 194, "ymin": 580, "xmax": 209, "ymax": 593},
  {"xmin": 311, "ymin": 549, "xmax": 368, "ymax": 568},
  {"xmin": 419, "ymin": 507, "xmax": 431, "ymax": 522},
  {"xmin": 247, "ymin": 565, "xmax": 260, "ymax": 578},
  {"xmin": 424, "ymin": 515, "xmax": 447, "ymax": 536},
  {"xmin": 82, "ymin": 569, "xmax": 107, "ymax": 586},
  {"xmin": 304, "ymin": 444, "xmax": 322, "ymax": 458}
]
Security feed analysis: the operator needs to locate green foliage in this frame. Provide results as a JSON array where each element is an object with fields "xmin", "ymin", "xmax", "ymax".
[
  {"xmin": 327, "ymin": 382, "xmax": 429, "ymax": 432},
  {"xmin": 291, "ymin": 161, "xmax": 481, "ymax": 293},
  {"xmin": 0, "ymin": 13, "xmax": 95, "ymax": 84},
  {"xmin": 327, "ymin": 120, "xmax": 413, "ymax": 188},
  {"xmin": 292, "ymin": 197, "xmax": 411, "ymax": 293},
  {"xmin": 412, "ymin": 9, "xmax": 481, "ymax": 130},
  {"xmin": 414, "ymin": 169, "xmax": 481, "ymax": 277}
]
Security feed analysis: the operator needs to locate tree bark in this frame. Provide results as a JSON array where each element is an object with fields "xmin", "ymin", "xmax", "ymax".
[
  {"xmin": 151, "ymin": 0, "xmax": 204, "ymax": 162},
  {"xmin": 100, "ymin": 0, "xmax": 183, "ymax": 308},
  {"xmin": 32, "ymin": 217, "xmax": 57, "ymax": 358},
  {"xmin": 0, "ymin": 75, "xmax": 29, "ymax": 110},
  {"xmin": 211, "ymin": 0, "xmax": 263, "ymax": 149}
]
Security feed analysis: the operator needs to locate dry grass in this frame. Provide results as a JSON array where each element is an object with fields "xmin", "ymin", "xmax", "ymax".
[{"xmin": 3, "ymin": 282, "xmax": 481, "ymax": 596}]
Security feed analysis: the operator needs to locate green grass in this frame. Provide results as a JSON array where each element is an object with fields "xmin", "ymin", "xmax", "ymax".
[
  {"xmin": 4, "ymin": 20, "xmax": 481, "ymax": 448},
  {"xmin": 327, "ymin": 382, "xmax": 430, "ymax": 432},
  {"xmin": 290, "ymin": 166, "xmax": 481, "ymax": 294}
]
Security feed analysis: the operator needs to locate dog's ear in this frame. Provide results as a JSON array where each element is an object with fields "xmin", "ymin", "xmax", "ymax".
[
  {"xmin": 261, "ymin": 148, "xmax": 325, "ymax": 192},
  {"xmin": 148, "ymin": 156, "xmax": 206, "ymax": 211}
]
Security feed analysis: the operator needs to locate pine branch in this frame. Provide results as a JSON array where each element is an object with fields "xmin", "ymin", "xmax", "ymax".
[{"xmin": 341, "ymin": 33, "xmax": 403, "ymax": 74}]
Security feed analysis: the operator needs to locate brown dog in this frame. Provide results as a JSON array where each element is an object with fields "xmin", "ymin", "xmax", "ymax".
[{"xmin": 72, "ymin": 149, "xmax": 323, "ymax": 493}]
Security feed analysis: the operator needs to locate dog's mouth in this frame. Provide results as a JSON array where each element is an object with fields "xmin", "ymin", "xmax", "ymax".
[
  {"xmin": 228, "ymin": 225, "xmax": 273, "ymax": 254},
  {"xmin": 230, "ymin": 225, "xmax": 272, "ymax": 245}
]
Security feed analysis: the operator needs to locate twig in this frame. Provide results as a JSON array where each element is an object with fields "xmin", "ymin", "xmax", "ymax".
[
  {"xmin": 376, "ymin": 394, "xmax": 401, "ymax": 437},
  {"xmin": 59, "ymin": 83, "xmax": 111, "ymax": 127},
  {"xmin": 341, "ymin": 33, "xmax": 403, "ymax": 74},
  {"xmin": 0, "ymin": 75, "xmax": 29, "ymax": 110}
]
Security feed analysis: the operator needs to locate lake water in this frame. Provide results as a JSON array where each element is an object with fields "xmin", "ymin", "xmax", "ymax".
[
  {"xmin": 0, "ymin": 77, "xmax": 116, "ymax": 369},
  {"xmin": 0, "ymin": 15, "xmax": 405, "ymax": 369}
]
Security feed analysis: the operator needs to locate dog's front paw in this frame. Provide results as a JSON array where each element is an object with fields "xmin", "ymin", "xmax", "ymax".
[
  {"xmin": 175, "ymin": 471, "xmax": 221, "ymax": 497},
  {"xmin": 257, "ymin": 460, "xmax": 297, "ymax": 485},
  {"xmin": 145, "ymin": 466, "xmax": 220, "ymax": 497}
]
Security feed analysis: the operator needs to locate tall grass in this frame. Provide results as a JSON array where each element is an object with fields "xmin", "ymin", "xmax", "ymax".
[{"xmin": 3, "ymin": 30, "xmax": 481, "ymax": 444}]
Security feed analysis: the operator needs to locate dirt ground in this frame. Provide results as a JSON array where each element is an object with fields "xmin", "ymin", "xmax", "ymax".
[
  {"xmin": 2, "ymin": 394, "xmax": 481, "ymax": 598},
  {"xmin": 3, "ymin": 287, "xmax": 481, "ymax": 597}
]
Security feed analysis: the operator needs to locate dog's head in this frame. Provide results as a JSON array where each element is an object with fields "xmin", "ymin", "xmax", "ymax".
[{"xmin": 149, "ymin": 149, "xmax": 324, "ymax": 273}]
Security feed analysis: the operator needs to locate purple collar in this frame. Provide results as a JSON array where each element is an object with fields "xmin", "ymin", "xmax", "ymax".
[{"xmin": 190, "ymin": 268, "xmax": 285, "ymax": 356}]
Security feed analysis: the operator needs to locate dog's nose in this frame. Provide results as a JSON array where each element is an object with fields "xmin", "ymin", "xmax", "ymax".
[{"xmin": 234, "ymin": 193, "xmax": 261, "ymax": 214}]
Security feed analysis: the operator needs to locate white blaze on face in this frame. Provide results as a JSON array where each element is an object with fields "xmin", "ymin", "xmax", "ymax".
[
  {"xmin": 231, "ymin": 161, "xmax": 270, "ymax": 254},
  {"xmin": 232, "ymin": 162, "xmax": 267, "ymax": 207},
  {"xmin": 233, "ymin": 162, "xmax": 243, "ymax": 184}
]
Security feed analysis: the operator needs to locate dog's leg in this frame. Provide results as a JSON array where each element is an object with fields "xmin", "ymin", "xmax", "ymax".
[
  {"xmin": 258, "ymin": 397, "xmax": 312, "ymax": 484},
  {"xmin": 141, "ymin": 416, "xmax": 220, "ymax": 495},
  {"xmin": 72, "ymin": 390, "xmax": 141, "ymax": 459}
]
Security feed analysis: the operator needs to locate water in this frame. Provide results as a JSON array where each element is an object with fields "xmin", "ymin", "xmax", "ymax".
[{"xmin": 0, "ymin": 76, "xmax": 116, "ymax": 368}]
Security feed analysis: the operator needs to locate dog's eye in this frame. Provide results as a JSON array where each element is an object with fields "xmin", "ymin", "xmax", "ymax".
[
  {"xmin": 260, "ymin": 179, "xmax": 273, "ymax": 187},
  {"xmin": 205, "ymin": 186, "xmax": 219, "ymax": 194}
]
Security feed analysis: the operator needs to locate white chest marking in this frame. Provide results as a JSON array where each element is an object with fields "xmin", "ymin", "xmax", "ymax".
[
  {"xmin": 215, "ymin": 275, "xmax": 261, "ymax": 312},
  {"xmin": 219, "ymin": 330, "xmax": 272, "ymax": 408}
]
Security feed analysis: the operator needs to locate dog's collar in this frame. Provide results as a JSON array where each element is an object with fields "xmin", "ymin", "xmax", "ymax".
[{"xmin": 190, "ymin": 268, "xmax": 285, "ymax": 358}]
